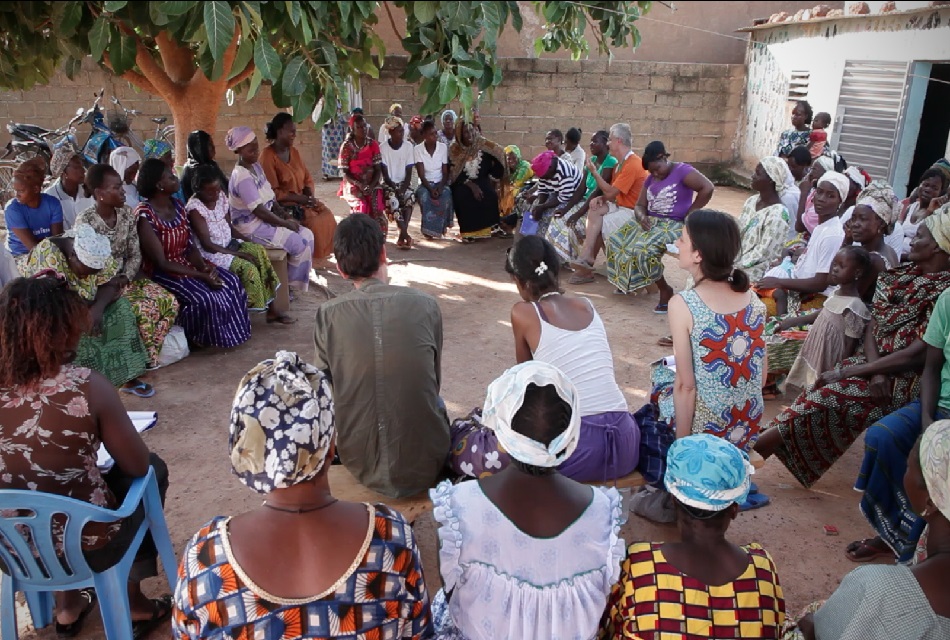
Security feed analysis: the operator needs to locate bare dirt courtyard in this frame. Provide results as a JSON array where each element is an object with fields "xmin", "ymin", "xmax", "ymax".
[{"xmin": 22, "ymin": 184, "xmax": 881, "ymax": 638}]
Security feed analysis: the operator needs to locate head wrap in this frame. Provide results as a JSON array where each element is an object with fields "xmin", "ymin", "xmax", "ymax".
[
  {"xmin": 930, "ymin": 158, "xmax": 950, "ymax": 188},
  {"xmin": 505, "ymin": 145, "xmax": 532, "ymax": 186},
  {"xmin": 844, "ymin": 166, "xmax": 869, "ymax": 190},
  {"xmin": 67, "ymin": 224, "xmax": 112, "ymax": 270},
  {"xmin": 664, "ymin": 434, "xmax": 754, "ymax": 512},
  {"xmin": 818, "ymin": 170, "xmax": 850, "ymax": 202},
  {"xmin": 143, "ymin": 139, "xmax": 172, "ymax": 160},
  {"xmin": 481, "ymin": 361, "xmax": 580, "ymax": 468},
  {"xmin": 229, "ymin": 351, "xmax": 335, "ymax": 494},
  {"xmin": 109, "ymin": 146, "xmax": 141, "ymax": 179},
  {"xmin": 50, "ymin": 147, "xmax": 83, "ymax": 178},
  {"xmin": 185, "ymin": 130, "xmax": 214, "ymax": 167},
  {"xmin": 760, "ymin": 157, "xmax": 790, "ymax": 196},
  {"xmin": 409, "ymin": 115, "xmax": 424, "ymax": 128},
  {"xmin": 383, "ymin": 116, "xmax": 404, "ymax": 132},
  {"xmin": 447, "ymin": 119, "xmax": 507, "ymax": 184},
  {"xmin": 389, "ymin": 103, "xmax": 402, "ymax": 115},
  {"xmin": 815, "ymin": 155, "xmax": 835, "ymax": 173},
  {"xmin": 920, "ymin": 420, "xmax": 950, "ymax": 521},
  {"xmin": 856, "ymin": 180, "xmax": 899, "ymax": 226},
  {"xmin": 13, "ymin": 157, "xmax": 48, "ymax": 189},
  {"xmin": 347, "ymin": 112, "xmax": 365, "ymax": 129},
  {"xmin": 441, "ymin": 109, "xmax": 457, "ymax": 125},
  {"xmin": 924, "ymin": 202, "xmax": 950, "ymax": 254},
  {"xmin": 225, "ymin": 127, "xmax": 256, "ymax": 152},
  {"xmin": 530, "ymin": 150, "xmax": 557, "ymax": 178}
]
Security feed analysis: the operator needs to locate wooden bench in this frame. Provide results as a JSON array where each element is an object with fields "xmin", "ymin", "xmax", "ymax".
[
  {"xmin": 329, "ymin": 465, "xmax": 434, "ymax": 524},
  {"xmin": 583, "ymin": 449, "xmax": 765, "ymax": 490}
]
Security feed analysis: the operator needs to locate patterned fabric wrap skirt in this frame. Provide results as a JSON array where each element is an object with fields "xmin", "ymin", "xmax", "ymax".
[
  {"xmin": 544, "ymin": 205, "xmax": 586, "ymax": 263},
  {"xmin": 447, "ymin": 407, "xmax": 640, "ymax": 482},
  {"xmin": 321, "ymin": 121, "xmax": 346, "ymax": 179},
  {"xmin": 122, "ymin": 280, "xmax": 179, "ymax": 368},
  {"xmin": 771, "ymin": 356, "xmax": 920, "ymax": 488},
  {"xmin": 152, "ymin": 268, "xmax": 251, "ymax": 349},
  {"xmin": 234, "ymin": 218, "xmax": 314, "ymax": 292},
  {"xmin": 606, "ymin": 218, "xmax": 683, "ymax": 293},
  {"xmin": 755, "ymin": 286, "xmax": 827, "ymax": 318},
  {"xmin": 75, "ymin": 296, "xmax": 148, "ymax": 387},
  {"xmin": 300, "ymin": 201, "xmax": 338, "ymax": 261},
  {"xmin": 228, "ymin": 241, "xmax": 281, "ymax": 311},
  {"xmin": 416, "ymin": 185, "xmax": 453, "ymax": 238},
  {"xmin": 856, "ymin": 400, "xmax": 949, "ymax": 563}
]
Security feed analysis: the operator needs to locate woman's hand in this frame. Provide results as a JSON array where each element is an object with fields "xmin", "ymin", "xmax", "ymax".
[
  {"xmin": 757, "ymin": 276, "xmax": 781, "ymax": 290},
  {"xmin": 585, "ymin": 157, "xmax": 598, "ymax": 174},
  {"xmin": 927, "ymin": 194, "xmax": 949, "ymax": 214},
  {"xmin": 236, "ymin": 251, "xmax": 256, "ymax": 263},
  {"xmin": 868, "ymin": 374, "xmax": 892, "ymax": 405},
  {"xmin": 283, "ymin": 218, "xmax": 301, "ymax": 232},
  {"xmin": 201, "ymin": 269, "xmax": 223, "ymax": 290},
  {"xmin": 90, "ymin": 307, "xmax": 105, "ymax": 336},
  {"xmin": 467, "ymin": 180, "xmax": 483, "ymax": 201},
  {"xmin": 635, "ymin": 211, "xmax": 652, "ymax": 231},
  {"xmin": 815, "ymin": 368, "xmax": 846, "ymax": 388}
]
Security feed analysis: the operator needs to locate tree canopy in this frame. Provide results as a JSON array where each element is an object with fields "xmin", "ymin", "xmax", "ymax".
[{"xmin": 0, "ymin": 1, "xmax": 650, "ymax": 161}]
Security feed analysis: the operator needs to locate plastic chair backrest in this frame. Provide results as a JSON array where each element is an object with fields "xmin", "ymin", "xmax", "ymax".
[{"xmin": 0, "ymin": 468, "xmax": 152, "ymax": 589}]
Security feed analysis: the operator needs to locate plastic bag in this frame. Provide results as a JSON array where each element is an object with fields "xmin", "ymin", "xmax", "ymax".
[{"xmin": 156, "ymin": 325, "xmax": 189, "ymax": 369}]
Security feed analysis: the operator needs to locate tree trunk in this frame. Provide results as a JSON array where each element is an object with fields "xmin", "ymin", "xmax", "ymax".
[{"xmin": 164, "ymin": 80, "xmax": 224, "ymax": 168}]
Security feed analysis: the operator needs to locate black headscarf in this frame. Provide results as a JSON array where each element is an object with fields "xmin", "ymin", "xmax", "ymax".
[{"xmin": 181, "ymin": 130, "xmax": 228, "ymax": 201}]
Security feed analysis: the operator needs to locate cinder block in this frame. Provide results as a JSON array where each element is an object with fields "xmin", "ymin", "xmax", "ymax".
[
  {"xmin": 580, "ymin": 59, "xmax": 609, "ymax": 75},
  {"xmin": 533, "ymin": 58, "xmax": 559, "ymax": 74},
  {"xmin": 576, "ymin": 73, "xmax": 604, "ymax": 89},
  {"xmin": 654, "ymin": 93, "xmax": 678, "ymax": 107},
  {"xmin": 700, "ymin": 77, "xmax": 727, "ymax": 93},
  {"xmin": 703, "ymin": 65, "xmax": 731, "ymax": 78},
  {"xmin": 605, "ymin": 60, "xmax": 636, "ymax": 76},
  {"xmin": 679, "ymin": 93, "xmax": 705, "ymax": 109},
  {"xmin": 624, "ymin": 75, "xmax": 652, "ymax": 91},
  {"xmin": 503, "ymin": 71, "xmax": 528, "ymax": 87},
  {"xmin": 674, "ymin": 78, "xmax": 699, "ymax": 92},
  {"xmin": 677, "ymin": 64, "xmax": 703, "ymax": 78},
  {"xmin": 650, "ymin": 76, "xmax": 673, "ymax": 92},
  {"xmin": 505, "ymin": 58, "xmax": 534, "ymax": 73}
]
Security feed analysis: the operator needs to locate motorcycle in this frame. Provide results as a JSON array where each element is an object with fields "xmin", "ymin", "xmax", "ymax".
[
  {"xmin": 2, "ymin": 108, "xmax": 84, "ymax": 166},
  {"xmin": 81, "ymin": 93, "xmax": 175, "ymax": 164}
]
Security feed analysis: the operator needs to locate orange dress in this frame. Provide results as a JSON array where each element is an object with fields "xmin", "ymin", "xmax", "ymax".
[{"xmin": 259, "ymin": 145, "xmax": 338, "ymax": 260}]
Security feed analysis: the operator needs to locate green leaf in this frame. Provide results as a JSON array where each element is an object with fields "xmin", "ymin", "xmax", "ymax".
[
  {"xmin": 438, "ymin": 70, "xmax": 457, "ymax": 106},
  {"xmin": 88, "ymin": 18, "xmax": 110, "ymax": 61},
  {"xmin": 291, "ymin": 84, "xmax": 316, "ymax": 120},
  {"xmin": 103, "ymin": 0, "xmax": 128, "ymax": 11},
  {"xmin": 285, "ymin": 0, "xmax": 301, "ymax": 26},
  {"xmin": 58, "ymin": 1, "xmax": 83, "ymax": 36},
  {"xmin": 281, "ymin": 56, "xmax": 307, "ymax": 97},
  {"xmin": 63, "ymin": 56, "xmax": 83, "ymax": 80},
  {"xmin": 111, "ymin": 30, "xmax": 137, "ymax": 75},
  {"xmin": 228, "ymin": 35, "xmax": 254, "ymax": 80},
  {"xmin": 418, "ymin": 59, "xmax": 439, "ymax": 79},
  {"xmin": 159, "ymin": 1, "xmax": 198, "ymax": 16},
  {"xmin": 413, "ymin": 1, "xmax": 437, "ymax": 23},
  {"xmin": 270, "ymin": 80, "xmax": 291, "ymax": 108},
  {"xmin": 459, "ymin": 81, "xmax": 474, "ymax": 112},
  {"xmin": 246, "ymin": 67, "xmax": 263, "ymax": 101},
  {"xmin": 509, "ymin": 1, "xmax": 523, "ymax": 30},
  {"xmin": 204, "ymin": 1, "xmax": 235, "ymax": 61},
  {"xmin": 456, "ymin": 59, "xmax": 481, "ymax": 79},
  {"xmin": 253, "ymin": 37, "xmax": 281, "ymax": 82}
]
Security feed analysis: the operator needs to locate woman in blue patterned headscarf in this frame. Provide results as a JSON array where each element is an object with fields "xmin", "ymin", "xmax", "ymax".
[{"xmin": 600, "ymin": 435, "xmax": 787, "ymax": 639}]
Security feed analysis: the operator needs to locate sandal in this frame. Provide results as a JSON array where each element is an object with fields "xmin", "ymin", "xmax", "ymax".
[
  {"xmin": 568, "ymin": 273, "xmax": 595, "ymax": 285},
  {"xmin": 845, "ymin": 537, "xmax": 893, "ymax": 563},
  {"xmin": 266, "ymin": 314, "xmax": 298, "ymax": 325},
  {"xmin": 739, "ymin": 492, "xmax": 770, "ymax": 512},
  {"xmin": 132, "ymin": 595, "xmax": 173, "ymax": 640},
  {"xmin": 569, "ymin": 258, "xmax": 595, "ymax": 271},
  {"xmin": 120, "ymin": 380, "xmax": 155, "ymax": 399},
  {"xmin": 654, "ymin": 303, "xmax": 669, "ymax": 315},
  {"xmin": 657, "ymin": 336, "xmax": 674, "ymax": 347},
  {"xmin": 55, "ymin": 588, "xmax": 97, "ymax": 637}
]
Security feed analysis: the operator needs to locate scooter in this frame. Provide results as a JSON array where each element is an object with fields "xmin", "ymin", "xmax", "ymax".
[
  {"xmin": 3, "ymin": 108, "xmax": 84, "ymax": 165},
  {"xmin": 80, "ymin": 90, "xmax": 128, "ymax": 165}
]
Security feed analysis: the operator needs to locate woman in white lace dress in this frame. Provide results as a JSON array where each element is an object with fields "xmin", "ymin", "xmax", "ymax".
[{"xmin": 430, "ymin": 361, "xmax": 624, "ymax": 640}]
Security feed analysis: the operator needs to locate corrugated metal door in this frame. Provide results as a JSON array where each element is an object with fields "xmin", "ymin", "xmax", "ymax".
[{"xmin": 830, "ymin": 61, "xmax": 910, "ymax": 182}]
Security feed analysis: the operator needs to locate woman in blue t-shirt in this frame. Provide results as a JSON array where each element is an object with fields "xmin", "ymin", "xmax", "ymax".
[{"xmin": 5, "ymin": 157, "xmax": 64, "ymax": 272}]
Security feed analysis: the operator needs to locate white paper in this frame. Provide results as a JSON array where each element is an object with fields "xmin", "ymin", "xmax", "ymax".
[
  {"xmin": 665, "ymin": 244, "xmax": 679, "ymax": 256},
  {"xmin": 97, "ymin": 411, "xmax": 157, "ymax": 471}
]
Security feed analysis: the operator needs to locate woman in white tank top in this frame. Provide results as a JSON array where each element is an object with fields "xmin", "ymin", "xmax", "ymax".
[{"xmin": 447, "ymin": 236, "xmax": 640, "ymax": 482}]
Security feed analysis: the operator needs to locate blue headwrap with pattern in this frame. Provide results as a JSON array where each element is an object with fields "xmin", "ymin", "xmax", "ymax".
[
  {"xmin": 143, "ymin": 139, "xmax": 172, "ymax": 160},
  {"xmin": 664, "ymin": 434, "xmax": 754, "ymax": 512}
]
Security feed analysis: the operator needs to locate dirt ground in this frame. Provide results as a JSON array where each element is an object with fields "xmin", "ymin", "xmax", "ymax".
[{"xmin": 23, "ymin": 184, "xmax": 880, "ymax": 638}]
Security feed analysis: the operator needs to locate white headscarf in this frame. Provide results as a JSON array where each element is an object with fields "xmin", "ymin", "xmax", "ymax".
[
  {"xmin": 920, "ymin": 420, "xmax": 950, "ymax": 521},
  {"xmin": 815, "ymin": 156, "xmax": 835, "ymax": 173},
  {"xmin": 760, "ymin": 157, "xmax": 790, "ymax": 196},
  {"xmin": 481, "ymin": 361, "xmax": 580, "ymax": 468},
  {"xmin": 68, "ymin": 224, "xmax": 112, "ymax": 270},
  {"xmin": 109, "ymin": 146, "xmax": 141, "ymax": 179},
  {"xmin": 844, "ymin": 166, "xmax": 868, "ymax": 190},
  {"xmin": 818, "ymin": 171, "xmax": 850, "ymax": 202}
]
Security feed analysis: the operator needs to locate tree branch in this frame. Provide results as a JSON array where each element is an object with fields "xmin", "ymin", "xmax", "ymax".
[
  {"xmin": 102, "ymin": 53, "xmax": 157, "ymax": 94},
  {"xmin": 218, "ymin": 28, "xmax": 242, "ymax": 84},
  {"xmin": 227, "ymin": 62, "xmax": 255, "ymax": 89},
  {"xmin": 155, "ymin": 32, "xmax": 196, "ymax": 84},
  {"xmin": 132, "ymin": 39, "xmax": 178, "ymax": 96},
  {"xmin": 383, "ymin": 1, "xmax": 402, "ymax": 38}
]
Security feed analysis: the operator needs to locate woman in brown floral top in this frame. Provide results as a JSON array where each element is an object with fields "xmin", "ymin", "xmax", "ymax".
[{"xmin": 0, "ymin": 275, "xmax": 172, "ymax": 637}]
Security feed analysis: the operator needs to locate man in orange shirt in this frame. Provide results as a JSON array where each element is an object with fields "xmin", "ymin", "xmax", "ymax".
[{"xmin": 568, "ymin": 123, "xmax": 649, "ymax": 283}]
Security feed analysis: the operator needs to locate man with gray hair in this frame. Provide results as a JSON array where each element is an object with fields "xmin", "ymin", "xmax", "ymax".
[{"xmin": 567, "ymin": 123, "xmax": 649, "ymax": 283}]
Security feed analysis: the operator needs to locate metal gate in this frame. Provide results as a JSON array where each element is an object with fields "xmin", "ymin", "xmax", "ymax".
[{"xmin": 830, "ymin": 61, "xmax": 910, "ymax": 182}]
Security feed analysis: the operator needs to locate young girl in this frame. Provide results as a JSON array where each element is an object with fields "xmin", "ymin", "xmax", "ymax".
[
  {"xmin": 775, "ymin": 246, "xmax": 872, "ymax": 392},
  {"xmin": 185, "ymin": 166, "xmax": 288, "ymax": 322}
]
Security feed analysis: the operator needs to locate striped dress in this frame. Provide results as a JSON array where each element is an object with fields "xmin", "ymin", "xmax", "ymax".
[{"xmin": 137, "ymin": 201, "xmax": 251, "ymax": 349}]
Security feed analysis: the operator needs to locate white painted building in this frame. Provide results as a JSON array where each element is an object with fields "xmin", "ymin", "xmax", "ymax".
[{"xmin": 736, "ymin": 3, "xmax": 950, "ymax": 197}]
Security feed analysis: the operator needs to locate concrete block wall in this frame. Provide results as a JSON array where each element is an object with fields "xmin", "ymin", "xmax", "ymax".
[{"xmin": 0, "ymin": 56, "xmax": 746, "ymax": 176}]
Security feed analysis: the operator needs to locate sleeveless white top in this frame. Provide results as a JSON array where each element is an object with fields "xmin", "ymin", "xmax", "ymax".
[{"xmin": 531, "ymin": 298, "xmax": 628, "ymax": 416}]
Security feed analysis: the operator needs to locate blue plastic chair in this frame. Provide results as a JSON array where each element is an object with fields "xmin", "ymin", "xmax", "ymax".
[{"xmin": 0, "ymin": 467, "xmax": 177, "ymax": 639}]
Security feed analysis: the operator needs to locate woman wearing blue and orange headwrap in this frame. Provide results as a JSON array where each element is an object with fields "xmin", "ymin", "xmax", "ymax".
[{"xmin": 172, "ymin": 351, "xmax": 433, "ymax": 639}]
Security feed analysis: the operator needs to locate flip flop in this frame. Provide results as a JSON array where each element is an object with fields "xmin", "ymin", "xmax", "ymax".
[
  {"xmin": 844, "ymin": 537, "xmax": 893, "ymax": 563},
  {"xmin": 749, "ymin": 482, "xmax": 759, "ymax": 494},
  {"xmin": 568, "ymin": 274, "xmax": 595, "ymax": 285},
  {"xmin": 569, "ymin": 259, "xmax": 595, "ymax": 271},
  {"xmin": 267, "ymin": 314, "xmax": 298, "ymax": 325},
  {"xmin": 657, "ymin": 336, "xmax": 674, "ymax": 347},
  {"xmin": 132, "ymin": 595, "xmax": 173, "ymax": 640},
  {"xmin": 120, "ymin": 380, "xmax": 155, "ymax": 399},
  {"xmin": 55, "ymin": 588, "xmax": 97, "ymax": 637},
  {"xmin": 654, "ymin": 303, "xmax": 669, "ymax": 315},
  {"xmin": 739, "ymin": 493, "xmax": 770, "ymax": 512}
]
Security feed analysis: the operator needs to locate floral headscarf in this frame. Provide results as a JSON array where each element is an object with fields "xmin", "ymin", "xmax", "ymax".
[
  {"xmin": 760, "ymin": 157, "xmax": 790, "ymax": 196},
  {"xmin": 447, "ymin": 119, "xmax": 506, "ymax": 183},
  {"xmin": 856, "ymin": 180, "xmax": 899, "ymax": 226},
  {"xmin": 143, "ymin": 139, "xmax": 172, "ymax": 160},
  {"xmin": 920, "ymin": 420, "xmax": 950, "ymax": 521},
  {"xmin": 230, "ymin": 351, "xmax": 335, "ymax": 494},
  {"xmin": 49, "ymin": 147, "xmax": 83, "ymax": 178},
  {"xmin": 664, "ymin": 434, "xmax": 754, "ymax": 512}
]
